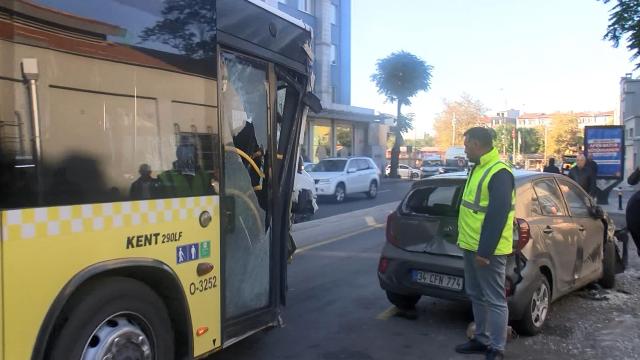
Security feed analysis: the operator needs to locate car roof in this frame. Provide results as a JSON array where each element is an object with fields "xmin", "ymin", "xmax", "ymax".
[{"xmin": 416, "ymin": 169, "xmax": 562, "ymax": 185}]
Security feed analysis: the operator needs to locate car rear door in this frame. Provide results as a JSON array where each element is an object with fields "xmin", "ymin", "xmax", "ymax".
[
  {"xmin": 531, "ymin": 178, "xmax": 580, "ymax": 293},
  {"xmin": 557, "ymin": 179, "xmax": 605, "ymax": 284}
]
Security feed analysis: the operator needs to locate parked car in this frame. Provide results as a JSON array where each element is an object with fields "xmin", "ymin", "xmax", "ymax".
[
  {"xmin": 420, "ymin": 159, "xmax": 444, "ymax": 178},
  {"xmin": 385, "ymin": 164, "xmax": 421, "ymax": 179},
  {"xmin": 310, "ymin": 157, "xmax": 380, "ymax": 202},
  {"xmin": 303, "ymin": 162, "xmax": 315, "ymax": 172},
  {"xmin": 292, "ymin": 159, "xmax": 319, "ymax": 223},
  {"xmin": 378, "ymin": 170, "xmax": 621, "ymax": 335}
]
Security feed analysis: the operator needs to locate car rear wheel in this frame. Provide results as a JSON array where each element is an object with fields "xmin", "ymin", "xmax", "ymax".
[
  {"xmin": 386, "ymin": 291, "xmax": 420, "ymax": 310},
  {"xmin": 598, "ymin": 240, "xmax": 616, "ymax": 289},
  {"xmin": 367, "ymin": 180, "xmax": 378, "ymax": 199},
  {"xmin": 334, "ymin": 183, "xmax": 346, "ymax": 203},
  {"xmin": 515, "ymin": 275, "xmax": 550, "ymax": 336},
  {"xmin": 50, "ymin": 277, "xmax": 174, "ymax": 360}
]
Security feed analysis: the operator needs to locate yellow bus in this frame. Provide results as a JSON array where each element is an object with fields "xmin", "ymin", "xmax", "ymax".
[{"xmin": 0, "ymin": 1, "xmax": 320, "ymax": 359}]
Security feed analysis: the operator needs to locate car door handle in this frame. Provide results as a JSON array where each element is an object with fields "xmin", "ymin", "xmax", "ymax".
[
  {"xmin": 578, "ymin": 226, "xmax": 585, "ymax": 232},
  {"xmin": 543, "ymin": 226, "xmax": 554, "ymax": 235}
]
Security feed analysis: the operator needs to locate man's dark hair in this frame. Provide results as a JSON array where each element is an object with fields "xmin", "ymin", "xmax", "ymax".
[
  {"xmin": 463, "ymin": 127, "xmax": 494, "ymax": 148},
  {"xmin": 548, "ymin": 157, "xmax": 555, "ymax": 166}
]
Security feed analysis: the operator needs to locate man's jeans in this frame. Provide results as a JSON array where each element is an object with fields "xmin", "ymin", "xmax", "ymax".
[{"xmin": 463, "ymin": 250, "xmax": 508, "ymax": 351}]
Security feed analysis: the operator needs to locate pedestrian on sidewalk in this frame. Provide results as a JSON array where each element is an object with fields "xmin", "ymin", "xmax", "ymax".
[
  {"xmin": 455, "ymin": 127, "xmax": 514, "ymax": 360},
  {"xmin": 627, "ymin": 166, "xmax": 640, "ymax": 256},
  {"xmin": 569, "ymin": 154, "xmax": 597, "ymax": 197},
  {"xmin": 543, "ymin": 158, "xmax": 560, "ymax": 174}
]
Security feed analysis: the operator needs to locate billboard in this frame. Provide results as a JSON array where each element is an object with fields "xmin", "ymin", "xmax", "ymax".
[{"xmin": 584, "ymin": 126, "xmax": 625, "ymax": 179}]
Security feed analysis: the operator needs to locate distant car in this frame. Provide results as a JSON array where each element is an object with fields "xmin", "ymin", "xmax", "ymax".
[
  {"xmin": 420, "ymin": 159, "xmax": 444, "ymax": 178},
  {"xmin": 378, "ymin": 171, "xmax": 620, "ymax": 335},
  {"xmin": 310, "ymin": 157, "xmax": 380, "ymax": 202},
  {"xmin": 385, "ymin": 164, "xmax": 420, "ymax": 179}
]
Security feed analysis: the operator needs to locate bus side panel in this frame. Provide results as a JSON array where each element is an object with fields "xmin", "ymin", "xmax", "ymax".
[{"xmin": 1, "ymin": 197, "xmax": 221, "ymax": 359}]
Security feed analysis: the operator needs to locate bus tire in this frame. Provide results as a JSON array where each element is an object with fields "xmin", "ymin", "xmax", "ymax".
[{"xmin": 49, "ymin": 277, "xmax": 174, "ymax": 360}]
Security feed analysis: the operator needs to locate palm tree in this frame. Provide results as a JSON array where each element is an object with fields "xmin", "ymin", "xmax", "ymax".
[{"xmin": 371, "ymin": 51, "xmax": 432, "ymax": 177}]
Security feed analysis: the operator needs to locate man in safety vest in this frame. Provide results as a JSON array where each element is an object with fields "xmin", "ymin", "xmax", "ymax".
[{"xmin": 454, "ymin": 127, "xmax": 514, "ymax": 360}]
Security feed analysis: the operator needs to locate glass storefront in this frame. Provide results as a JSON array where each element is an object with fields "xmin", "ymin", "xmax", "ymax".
[
  {"xmin": 312, "ymin": 124, "xmax": 332, "ymax": 162},
  {"xmin": 335, "ymin": 124, "xmax": 353, "ymax": 158}
]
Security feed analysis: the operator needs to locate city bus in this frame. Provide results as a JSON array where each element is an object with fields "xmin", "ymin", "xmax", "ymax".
[{"xmin": 0, "ymin": 0, "xmax": 320, "ymax": 359}]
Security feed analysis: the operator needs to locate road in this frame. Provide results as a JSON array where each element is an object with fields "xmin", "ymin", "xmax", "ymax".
[
  {"xmin": 209, "ymin": 205, "xmax": 640, "ymax": 360},
  {"xmin": 311, "ymin": 178, "xmax": 412, "ymax": 220}
]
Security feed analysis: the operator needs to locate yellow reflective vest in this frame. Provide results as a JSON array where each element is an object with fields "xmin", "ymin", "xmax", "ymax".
[{"xmin": 457, "ymin": 148, "xmax": 514, "ymax": 255}]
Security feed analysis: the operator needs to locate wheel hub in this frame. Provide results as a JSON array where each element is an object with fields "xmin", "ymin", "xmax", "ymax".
[
  {"xmin": 82, "ymin": 315, "xmax": 152, "ymax": 360},
  {"xmin": 530, "ymin": 284, "xmax": 549, "ymax": 328}
]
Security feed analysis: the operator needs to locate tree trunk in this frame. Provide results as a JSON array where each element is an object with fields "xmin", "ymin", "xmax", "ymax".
[{"xmin": 389, "ymin": 101, "xmax": 403, "ymax": 178}]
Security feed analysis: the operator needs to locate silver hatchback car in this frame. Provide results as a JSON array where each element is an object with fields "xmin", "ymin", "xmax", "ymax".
[{"xmin": 378, "ymin": 170, "xmax": 621, "ymax": 335}]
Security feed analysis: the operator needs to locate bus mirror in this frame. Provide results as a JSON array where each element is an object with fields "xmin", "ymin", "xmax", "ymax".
[
  {"xmin": 303, "ymin": 92, "xmax": 322, "ymax": 113},
  {"xmin": 222, "ymin": 195, "xmax": 235, "ymax": 234}
]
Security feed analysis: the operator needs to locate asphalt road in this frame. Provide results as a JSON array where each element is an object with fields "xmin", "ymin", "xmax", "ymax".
[
  {"xmin": 209, "ymin": 209, "xmax": 639, "ymax": 360},
  {"xmin": 311, "ymin": 178, "xmax": 412, "ymax": 220}
]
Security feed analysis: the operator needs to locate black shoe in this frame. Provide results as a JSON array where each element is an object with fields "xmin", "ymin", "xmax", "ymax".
[
  {"xmin": 486, "ymin": 348, "xmax": 504, "ymax": 360},
  {"xmin": 454, "ymin": 339, "xmax": 488, "ymax": 354}
]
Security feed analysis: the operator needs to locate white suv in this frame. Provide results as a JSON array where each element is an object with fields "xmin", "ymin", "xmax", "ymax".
[{"xmin": 309, "ymin": 157, "xmax": 380, "ymax": 202}]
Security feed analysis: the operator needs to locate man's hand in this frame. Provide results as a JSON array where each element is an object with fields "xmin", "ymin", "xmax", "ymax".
[{"xmin": 475, "ymin": 255, "xmax": 490, "ymax": 267}]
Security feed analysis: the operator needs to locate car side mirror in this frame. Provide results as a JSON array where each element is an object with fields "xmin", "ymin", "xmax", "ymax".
[
  {"xmin": 590, "ymin": 205, "xmax": 605, "ymax": 219},
  {"xmin": 347, "ymin": 167, "xmax": 357, "ymax": 174}
]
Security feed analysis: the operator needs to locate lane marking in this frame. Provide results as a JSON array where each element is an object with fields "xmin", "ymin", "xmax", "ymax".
[
  {"xmin": 296, "ymin": 224, "xmax": 385, "ymax": 254},
  {"xmin": 376, "ymin": 306, "xmax": 398, "ymax": 320}
]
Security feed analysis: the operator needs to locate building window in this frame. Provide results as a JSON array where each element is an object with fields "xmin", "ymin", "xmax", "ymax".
[
  {"xmin": 331, "ymin": 3, "xmax": 337, "ymax": 24},
  {"xmin": 312, "ymin": 123, "xmax": 332, "ymax": 162},
  {"xmin": 330, "ymin": 44, "xmax": 337, "ymax": 65},
  {"xmin": 630, "ymin": 128, "xmax": 634, "ymax": 139},
  {"xmin": 298, "ymin": 0, "xmax": 313, "ymax": 13}
]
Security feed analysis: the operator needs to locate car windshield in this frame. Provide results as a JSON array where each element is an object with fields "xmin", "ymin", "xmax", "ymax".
[
  {"xmin": 422, "ymin": 160, "xmax": 442, "ymax": 167},
  {"xmin": 312, "ymin": 159, "xmax": 347, "ymax": 172}
]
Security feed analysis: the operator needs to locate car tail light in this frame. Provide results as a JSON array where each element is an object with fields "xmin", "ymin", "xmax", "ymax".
[
  {"xmin": 378, "ymin": 257, "xmax": 389, "ymax": 274},
  {"xmin": 386, "ymin": 212, "xmax": 399, "ymax": 246},
  {"xmin": 515, "ymin": 218, "xmax": 530, "ymax": 251}
]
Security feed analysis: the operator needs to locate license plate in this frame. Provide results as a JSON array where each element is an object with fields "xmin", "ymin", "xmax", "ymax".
[{"xmin": 412, "ymin": 270, "xmax": 463, "ymax": 291}]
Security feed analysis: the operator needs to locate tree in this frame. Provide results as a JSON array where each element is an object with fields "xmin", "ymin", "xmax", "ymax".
[
  {"xmin": 520, "ymin": 127, "xmax": 543, "ymax": 154},
  {"xmin": 494, "ymin": 124, "xmax": 515, "ymax": 155},
  {"xmin": 433, "ymin": 94, "xmax": 487, "ymax": 150},
  {"xmin": 547, "ymin": 113, "xmax": 582, "ymax": 157},
  {"xmin": 601, "ymin": 0, "xmax": 640, "ymax": 69},
  {"xmin": 371, "ymin": 51, "xmax": 433, "ymax": 177},
  {"xmin": 140, "ymin": 0, "xmax": 216, "ymax": 58}
]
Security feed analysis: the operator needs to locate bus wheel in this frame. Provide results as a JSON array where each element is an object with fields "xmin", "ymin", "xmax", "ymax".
[{"xmin": 50, "ymin": 277, "xmax": 174, "ymax": 360}]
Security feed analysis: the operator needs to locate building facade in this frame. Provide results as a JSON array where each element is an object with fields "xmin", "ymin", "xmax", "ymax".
[
  {"xmin": 620, "ymin": 74, "xmax": 640, "ymax": 177},
  {"xmin": 262, "ymin": 0, "xmax": 389, "ymax": 169},
  {"xmin": 516, "ymin": 111, "xmax": 614, "ymax": 129}
]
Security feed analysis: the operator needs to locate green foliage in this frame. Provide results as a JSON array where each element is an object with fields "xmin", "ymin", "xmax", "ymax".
[
  {"xmin": 520, "ymin": 127, "xmax": 543, "ymax": 154},
  {"xmin": 140, "ymin": 0, "xmax": 216, "ymax": 58},
  {"xmin": 371, "ymin": 51, "xmax": 433, "ymax": 108},
  {"xmin": 372, "ymin": 51, "xmax": 432, "ymax": 177},
  {"xmin": 601, "ymin": 0, "xmax": 640, "ymax": 69}
]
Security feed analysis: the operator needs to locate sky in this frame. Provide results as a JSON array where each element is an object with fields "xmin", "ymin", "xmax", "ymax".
[{"xmin": 350, "ymin": 0, "xmax": 635, "ymax": 137}]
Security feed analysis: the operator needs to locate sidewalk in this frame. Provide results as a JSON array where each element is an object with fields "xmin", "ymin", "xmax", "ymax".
[{"xmin": 599, "ymin": 184, "xmax": 638, "ymax": 215}]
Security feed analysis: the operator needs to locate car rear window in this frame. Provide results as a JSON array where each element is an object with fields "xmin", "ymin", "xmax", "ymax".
[{"xmin": 403, "ymin": 185, "xmax": 462, "ymax": 216}]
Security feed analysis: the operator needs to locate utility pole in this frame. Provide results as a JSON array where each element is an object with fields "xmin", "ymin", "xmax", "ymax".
[{"xmin": 452, "ymin": 113, "xmax": 456, "ymax": 146}]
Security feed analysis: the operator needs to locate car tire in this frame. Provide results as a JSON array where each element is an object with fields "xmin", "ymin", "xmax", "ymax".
[
  {"xmin": 386, "ymin": 291, "xmax": 420, "ymax": 310},
  {"xmin": 334, "ymin": 183, "xmax": 346, "ymax": 203},
  {"xmin": 515, "ymin": 275, "xmax": 550, "ymax": 336},
  {"xmin": 598, "ymin": 240, "xmax": 616, "ymax": 289},
  {"xmin": 367, "ymin": 180, "xmax": 378, "ymax": 199},
  {"xmin": 50, "ymin": 277, "xmax": 174, "ymax": 360}
]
